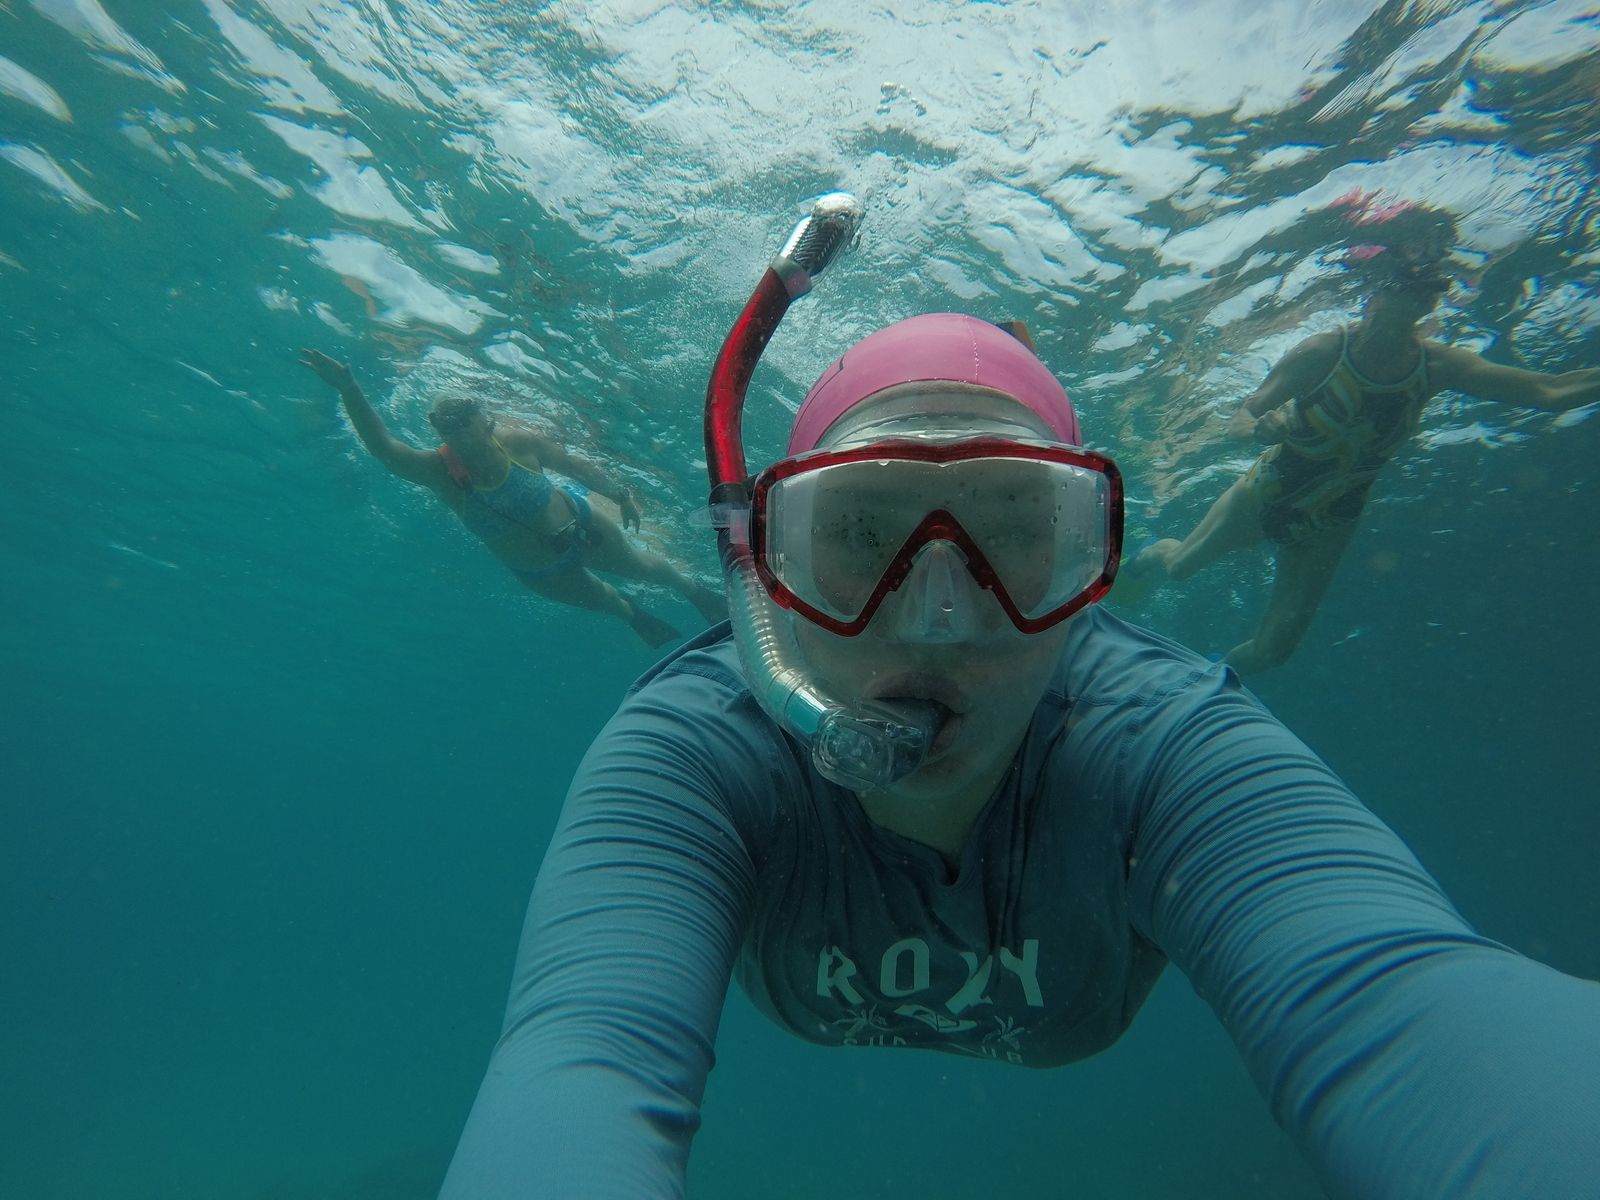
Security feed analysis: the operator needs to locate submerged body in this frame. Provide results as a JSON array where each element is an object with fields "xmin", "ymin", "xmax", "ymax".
[
  {"xmin": 1245, "ymin": 324, "xmax": 1432, "ymax": 545},
  {"xmin": 439, "ymin": 440, "xmax": 595, "ymax": 580},
  {"xmin": 442, "ymin": 610, "xmax": 1600, "ymax": 1198},
  {"xmin": 298, "ymin": 349, "xmax": 725, "ymax": 644},
  {"xmin": 1127, "ymin": 306, "xmax": 1598, "ymax": 672},
  {"xmin": 1124, "ymin": 199, "xmax": 1600, "ymax": 671}
]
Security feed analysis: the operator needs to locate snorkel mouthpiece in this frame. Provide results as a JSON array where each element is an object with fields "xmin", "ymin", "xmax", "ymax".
[
  {"xmin": 706, "ymin": 192, "xmax": 934, "ymax": 792},
  {"xmin": 813, "ymin": 705, "xmax": 939, "ymax": 793}
]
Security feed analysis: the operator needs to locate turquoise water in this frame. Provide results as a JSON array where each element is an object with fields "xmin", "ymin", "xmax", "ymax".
[{"xmin": 3, "ymin": 2, "xmax": 1598, "ymax": 1196}]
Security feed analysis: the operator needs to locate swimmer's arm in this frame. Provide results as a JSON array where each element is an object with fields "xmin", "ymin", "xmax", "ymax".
[
  {"xmin": 1432, "ymin": 344, "xmax": 1600, "ymax": 412},
  {"xmin": 1226, "ymin": 333, "xmax": 1340, "ymax": 442},
  {"xmin": 1127, "ymin": 676, "xmax": 1600, "ymax": 1199},
  {"xmin": 296, "ymin": 349, "xmax": 442, "ymax": 486},
  {"xmin": 439, "ymin": 676, "xmax": 768, "ymax": 1200}
]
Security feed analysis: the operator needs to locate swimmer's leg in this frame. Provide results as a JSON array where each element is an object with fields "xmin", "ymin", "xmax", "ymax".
[
  {"xmin": 1225, "ymin": 521, "xmax": 1356, "ymax": 674},
  {"xmin": 1145, "ymin": 474, "xmax": 1266, "ymax": 582},
  {"xmin": 518, "ymin": 566, "xmax": 681, "ymax": 647},
  {"xmin": 581, "ymin": 508, "xmax": 728, "ymax": 626},
  {"xmin": 1116, "ymin": 475, "xmax": 1265, "ymax": 609}
]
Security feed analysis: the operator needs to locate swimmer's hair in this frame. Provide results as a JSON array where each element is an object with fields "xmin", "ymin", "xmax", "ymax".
[
  {"xmin": 1222, "ymin": 195, "xmax": 1459, "ymax": 296},
  {"xmin": 428, "ymin": 394, "xmax": 484, "ymax": 431},
  {"xmin": 1324, "ymin": 191, "xmax": 1460, "ymax": 268}
]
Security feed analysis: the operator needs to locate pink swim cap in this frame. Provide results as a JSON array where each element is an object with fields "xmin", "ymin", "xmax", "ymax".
[{"xmin": 787, "ymin": 313, "xmax": 1080, "ymax": 454}]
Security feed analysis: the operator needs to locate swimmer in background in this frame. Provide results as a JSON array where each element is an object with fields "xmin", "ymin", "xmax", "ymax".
[
  {"xmin": 1120, "ymin": 199, "xmax": 1600, "ymax": 672},
  {"xmin": 299, "ymin": 349, "xmax": 726, "ymax": 646}
]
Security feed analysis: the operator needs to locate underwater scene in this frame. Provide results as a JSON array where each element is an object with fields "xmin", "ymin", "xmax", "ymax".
[{"xmin": 3, "ymin": 1, "xmax": 1598, "ymax": 1197}]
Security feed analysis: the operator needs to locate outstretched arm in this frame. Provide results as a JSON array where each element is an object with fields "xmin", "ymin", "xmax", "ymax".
[
  {"xmin": 1431, "ymin": 344, "xmax": 1600, "ymax": 412},
  {"xmin": 440, "ymin": 668, "xmax": 776, "ymax": 1200},
  {"xmin": 1127, "ymin": 670, "xmax": 1600, "ymax": 1200},
  {"xmin": 1225, "ymin": 332, "xmax": 1341, "ymax": 442},
  {"xmin": 509, "ymin": 428, "xmax": 643, "ymax": 530},
  {"xmin": 297, "ymin": 349, "xmax": 442, "ymax": 486}
]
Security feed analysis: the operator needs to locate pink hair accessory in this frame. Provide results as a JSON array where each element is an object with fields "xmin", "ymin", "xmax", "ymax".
[{"xmin": 1330, "ymin": 188, "xmax": 1419, "ymax": 227}]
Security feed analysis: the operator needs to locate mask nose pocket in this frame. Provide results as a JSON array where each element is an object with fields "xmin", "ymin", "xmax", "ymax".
[{"xmin": 882, "ymin": 541, "xmax": 989, "ymax": 644}]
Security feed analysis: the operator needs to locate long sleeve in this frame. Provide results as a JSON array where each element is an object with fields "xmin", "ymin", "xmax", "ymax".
[
  {"xmin": 1124, "ymin": 666, "xmax": 1600, "ymax": 1198},
  {"xmin": 439, "ymin": 666, "xmax": 781, "ymax": 1199}
]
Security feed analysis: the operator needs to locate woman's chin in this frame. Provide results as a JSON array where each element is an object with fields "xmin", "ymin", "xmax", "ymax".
[{"xmin": 897, "ymin": 724, "xmax": 1006, "ymax": 797}]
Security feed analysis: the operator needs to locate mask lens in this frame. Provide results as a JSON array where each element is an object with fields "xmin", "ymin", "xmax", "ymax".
[
  {"xmin": 759, "ymin": 443, "xmax": 1116, "ymax": 631},
  {"xmin": 432, "ymin": 408, "xmax": 489, "ymax": 436},
  {"xmin": 973, "ymin": 459, "xmax": 1112, "ymax": 617},
  {"xmin": 768, "ymin": 459, "xmax": 903, "ymax": 619}
]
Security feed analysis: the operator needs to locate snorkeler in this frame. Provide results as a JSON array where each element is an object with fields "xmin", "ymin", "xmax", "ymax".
[
  {"xmin": 1119, "ymin": 198, "xmax": 1600, "ymax": 672},
  {"xmin": 438, "ymin": 197, "xmax": 1600, "ymax": 1200},
  {"xmin": 298, "ymin": 349, "xmax": 725, "ymax": 646}
]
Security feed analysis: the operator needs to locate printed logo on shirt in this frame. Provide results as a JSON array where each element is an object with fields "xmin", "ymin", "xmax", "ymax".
[{"xmin": 815, "ymin": 938, "xmax": 1042, "ymax": 1064}]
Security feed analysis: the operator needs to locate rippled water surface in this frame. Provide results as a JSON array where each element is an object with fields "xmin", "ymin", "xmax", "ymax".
[{"xmin": 3, "ymin": 2, "xmax": 1598, "ymax": 1197}]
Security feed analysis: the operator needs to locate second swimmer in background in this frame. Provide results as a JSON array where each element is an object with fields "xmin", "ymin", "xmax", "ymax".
[
  {"xmin": 1121, "ymin": 199, "xmax": 1600, "ymax": 672},
  {"xmin": 300, "ymin": 349, "xmax": 726, "ymax": 646}
]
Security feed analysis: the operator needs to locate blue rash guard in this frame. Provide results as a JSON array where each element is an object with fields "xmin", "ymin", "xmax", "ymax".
[{"xmin": 440, "ymin": 608, "xmax": 1600, "ymax": 1199}]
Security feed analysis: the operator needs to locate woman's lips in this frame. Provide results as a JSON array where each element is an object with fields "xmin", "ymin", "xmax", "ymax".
[
  {"xmin": 865, "ymin": 673, "xmax": 970, "ymax": 757},
  {"xmin": 928, "ymin": 710, "xmax": 963, "ymax": 756},
  {"xmin": 866, "ymin": 671, "xmax": 970, "ymax": 710}
]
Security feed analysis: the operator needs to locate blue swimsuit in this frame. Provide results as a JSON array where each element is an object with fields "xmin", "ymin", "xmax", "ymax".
[{"xmin": 450, "ymin": 453, "xmax": 593, "ymax": 580}]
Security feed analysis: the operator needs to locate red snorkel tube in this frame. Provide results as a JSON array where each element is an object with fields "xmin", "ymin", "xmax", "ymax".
[
  {"xmin": 705, "ymin": 193, "xmax": 863, "ymax": 510},
  {"xmin": 704, "ymin": 194, "xmax": 940, "ymax": 793}
]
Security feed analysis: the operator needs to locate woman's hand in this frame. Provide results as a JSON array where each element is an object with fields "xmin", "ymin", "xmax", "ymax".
[
  {"xmin": 1252, "ymin": 409, "xmax": 1289, "ymax": 444},
  {"xmin": 618, "ymin": 491, "xmax": 642, "ymax": 532},
  {"xmin": 1225, "ymin": 408, "xmax": 1259, "ymax": 441},
  {"xmin": 298, "ymin": 348, "xmax": 356, "ymax": 393},
  {"xmin": 1229, "ymin": 406, "xmax": 1287, "ymax": 444}
]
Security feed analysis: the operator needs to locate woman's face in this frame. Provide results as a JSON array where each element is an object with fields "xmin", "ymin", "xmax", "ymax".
[
  {"xmin": 1367, "ymin": 247, "xmax": 1451, "ymax": 324},
  {"xmin": 434, "ymin": 409, "xmax": 495, "ymax": 449},
  {"xmin": 786, "ymin": 385, "xmax": 1082, "ymax": 804},
  {"xmin": 1370, "ymin": 277, "xmax": 1446, "ymax": 325}
]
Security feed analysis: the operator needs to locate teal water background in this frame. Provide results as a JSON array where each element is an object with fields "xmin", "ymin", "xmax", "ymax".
[{"xmin": 3, "ymin": 2, "xmax": 1598, "ymax": 1196}]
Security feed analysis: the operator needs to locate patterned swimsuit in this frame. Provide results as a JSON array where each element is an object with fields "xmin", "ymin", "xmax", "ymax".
[{"xmin": 1245, "ymin": 326, "xmax": 1431, "ymax": 546}]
